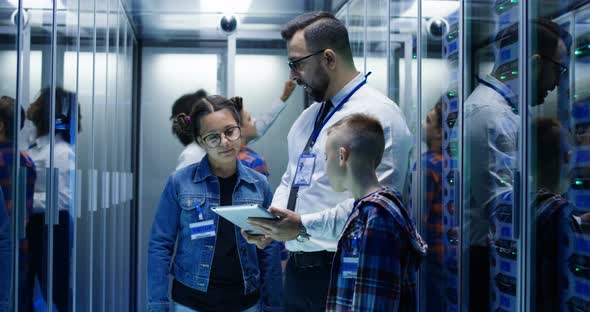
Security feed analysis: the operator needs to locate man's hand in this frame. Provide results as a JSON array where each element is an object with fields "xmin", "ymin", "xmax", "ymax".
[
  {"xmin": 280, "ymin": 80, "xmax": 297, "ymax": 102},
  {"xmin": 240, "ymin": 230, "xmax": 273, "ymax": 249},
  {"xmin": 247, "ymin": 207, "xmax": 301, "ymax": 242}
]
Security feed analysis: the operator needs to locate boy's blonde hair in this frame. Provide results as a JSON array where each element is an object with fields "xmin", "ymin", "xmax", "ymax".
[{"xmin": 327, "ymin": 113, "xmax": 385, "ymax": 170}]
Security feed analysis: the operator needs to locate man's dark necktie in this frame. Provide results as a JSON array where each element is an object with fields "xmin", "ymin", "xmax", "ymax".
[{"xmin": 286, "ymin": 100, "xmax": 332, "ymax": 211}]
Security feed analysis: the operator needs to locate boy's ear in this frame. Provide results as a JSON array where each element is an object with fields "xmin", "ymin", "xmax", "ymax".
[{"xmin": 339, "ymin": 146, "xmax": 349, "ymax": 165}]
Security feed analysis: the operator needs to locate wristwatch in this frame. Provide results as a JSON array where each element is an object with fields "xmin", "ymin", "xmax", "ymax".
[{"xmin": 296, "ymin": 223, "xmax": 311, "ymax": 243}]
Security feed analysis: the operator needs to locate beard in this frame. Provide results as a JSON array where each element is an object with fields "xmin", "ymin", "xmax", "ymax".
[{"xmin": 304, "ymin": 67, "xmax": 331, "ymax": 103}]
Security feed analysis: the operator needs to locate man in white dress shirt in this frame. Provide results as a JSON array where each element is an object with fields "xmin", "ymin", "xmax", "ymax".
[{"xmin": 245, "ymin": 11, "xmax": 412, "ymax": 311}]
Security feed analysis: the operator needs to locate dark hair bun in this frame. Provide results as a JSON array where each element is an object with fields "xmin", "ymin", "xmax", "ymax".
[{"xmin": 229, "ymin": 96, "xmax": 243, "ymax": 112}]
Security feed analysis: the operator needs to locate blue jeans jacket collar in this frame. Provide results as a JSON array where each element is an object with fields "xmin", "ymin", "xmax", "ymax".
[{"xmin": 193, "ymin": 155, "xmax": 259, "ymax": 185}]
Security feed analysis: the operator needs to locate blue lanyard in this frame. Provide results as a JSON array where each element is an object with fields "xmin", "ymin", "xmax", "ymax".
[
  {"xmin": 308, "ymin": 72, "xmax": 371, "ymax": 149},
  {"xmin": 476, "ymin": 76, "xmax": 518, "ymax": 113}
]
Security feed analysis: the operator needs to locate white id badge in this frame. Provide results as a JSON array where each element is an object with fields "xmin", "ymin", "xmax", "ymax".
[
  {"xmin": 342, "ymin": 257, "xmax": 359, "ymax": 279},
  {"xmin": 189, "ymin": 219, "xmax": 216, "ymax": 240},
  {"xmin": 293, "ymin": 153, "xmax": 316, "ymax": 187}
]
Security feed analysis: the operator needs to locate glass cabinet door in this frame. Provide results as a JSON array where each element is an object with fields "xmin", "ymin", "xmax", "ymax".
[
  {"xmin": 17, "ymin": 0, "xmax": 58, "ymax": 310},
  {"xmin": 417, "ymin": 1, "xmax": 460, "ymax": 311},
  {"xmin": 0, "ymin": 1, "xmax": 26, "ymax": 311},
  {"xmin": 462, "ymin": 0, "xmax": 522, "ymax": 311},
  {"xmin": 528, "ymin": 1, "xmax": 589, "ymax": 311}
]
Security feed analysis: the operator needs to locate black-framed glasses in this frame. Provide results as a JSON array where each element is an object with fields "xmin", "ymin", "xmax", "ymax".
[
  {"xmin": 287, "ymin": 49, "xmax": 326, "ymax": 71},
  {"xmin": 200, "ymin": 126, "xmax": 241, "ymax": 148},
  {"xmin": 542, "ymin": 55, "xmax": 568, "ymax": 79}
]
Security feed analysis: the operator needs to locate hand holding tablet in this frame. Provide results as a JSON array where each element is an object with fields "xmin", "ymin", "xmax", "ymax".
[{"xmin": 211, "ymin": 204, "xmax": 278, "ymax": 235}]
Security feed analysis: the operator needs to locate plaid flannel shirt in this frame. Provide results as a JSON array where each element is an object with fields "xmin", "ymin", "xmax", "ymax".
[
  {"xmin": 0, "ymin": 141, "xmax": 36, "ymax": 262},
  {"xmin": 326, "ymin": 188, "xmax": 427, "ymax": 312},
  {"xmin": 408, "ymin": 148, "xmax": 443, "ymax": 264},
  {"xmin": 534, "ymin": 189, "xmax": 573, "ymax": 312},
  {"xmin": 238, "ymin": 145, "xmax": 269, "ymax": 177}
]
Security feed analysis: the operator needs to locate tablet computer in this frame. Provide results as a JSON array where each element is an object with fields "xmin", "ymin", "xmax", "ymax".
[{"xmin": 211, "ymin": 204, "xmax": 277, "ymax": 234}]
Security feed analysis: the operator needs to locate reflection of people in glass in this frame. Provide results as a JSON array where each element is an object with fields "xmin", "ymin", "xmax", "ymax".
[
  {"xmin": 172, "ymin": 89, "xmax": 209, "ymax": 170},
  {"xmin": 575, "ymin": 122, "xmax": 590, "ymax": 146},
  {"xmin": 464, "ymin": 18, "xmax": 571, "ymax": 310},
  {"xmin": 25, "ymin": 87, "xmax": 79, "ymax": 312},
  {"xmin": 408, "ymin": 100, "xmax": 444, "ymax": 310},
  {"xmin": 147, "ymin": 95, "xmax": 283, "ymax": 311},
  {"xmin": 0, "ymin": 96, "xmax": 37, "ymax": 310},
  {"xmin": 0, "ymin": 187, "xmax": 11, "ymax": 312},
  {"xmin": 532, "ymin": 117, "xmax": 574, "ymax": 312}
]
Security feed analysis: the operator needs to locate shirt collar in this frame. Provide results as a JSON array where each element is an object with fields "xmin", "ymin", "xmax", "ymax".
[
  {"xmin": 33, "ymin": 135, "xmax": 50, "ymax": 148},
  {"xmin": 193, "ymin": 155, "xmax": 258, "ymax": 184},
  {"xmin": 31, "ymin": 134, "xmax": 68, "ymax": 148},
  {"xmin": 329, "ymin": 72, "xmax": 364, "ymax": 107},
  {"xmin": 482, "ymin": 74, "xmax": 518, "ymax": 105}
]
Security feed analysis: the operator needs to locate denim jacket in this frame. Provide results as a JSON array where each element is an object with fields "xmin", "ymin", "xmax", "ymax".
[
  {"xmin": 0, "ymin": 188, "xmax": 11, "ymax": 312},
  {"xmin": 147, "ymin": 157, "xmax": 283, "ymax": 312}
]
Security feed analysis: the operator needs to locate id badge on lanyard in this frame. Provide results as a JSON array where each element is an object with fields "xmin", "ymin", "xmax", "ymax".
[
  {"xmin": 342, "ymin": 221, "xmax": 362, "ymax": 279},
  {"xmin": 293, "ymin": 152, "xmax": 316, "ymax": 187},
  {"xmin": 292, "ymin": 73, "xmax": 371, "ymax": 189},
  {"xmin": 188, "ymin": 202, "xmax": 216, "ymax": 240},
  {"xmin": 342, "ymin": 257, "xmax": 359, "ymax": 279}
]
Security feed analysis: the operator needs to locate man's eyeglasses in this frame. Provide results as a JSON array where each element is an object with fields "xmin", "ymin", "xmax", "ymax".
[
  {"xmin": 542, "ymin": 55, "xmax": 568, "ymax": 79},
  {"xmin": 200, "ymin": 126, "xmax": 241, "ymax": 148},
  {"xmin": 287, "ymin": 49, "xmax": 326, "ymax": 71}
]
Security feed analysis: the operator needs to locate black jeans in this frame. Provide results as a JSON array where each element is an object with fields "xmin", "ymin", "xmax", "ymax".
[
  {"xmin": 26, "ymin": 211, "xmax": 70, "ymax": 312},
  {"xmin": 284, "ymin": 256, "xmax": 332, "ymax": 312}
]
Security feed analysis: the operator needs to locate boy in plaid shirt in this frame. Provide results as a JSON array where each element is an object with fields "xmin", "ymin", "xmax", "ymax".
[{"xmin": 324, "ymin": 114, "xmax": 427, "ymax": 311}]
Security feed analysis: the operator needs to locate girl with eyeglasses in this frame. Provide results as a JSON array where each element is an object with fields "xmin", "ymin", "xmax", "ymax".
[{"xmin": 147, "ymin": 95, "xmax": 283, "ymax": 312}]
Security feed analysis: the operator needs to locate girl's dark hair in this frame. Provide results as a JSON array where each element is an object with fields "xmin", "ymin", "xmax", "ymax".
[
  {"xmin": 0, "ymin": 96, "xmax": 26, "ymax": 138},
  {"xmin": 171, "ymin": 89, "xmax": 208, "ymax": 146},
  {"xmin": 171, "ymin": 89, "xmax": 208, "ymax": 118},
  {"xmin": 30, "ymin": 87, "xmax": 81, "ymax": 144},
  {"xmin": 176, "ymin": 95, "xmax": 241, "ymax": 147}
]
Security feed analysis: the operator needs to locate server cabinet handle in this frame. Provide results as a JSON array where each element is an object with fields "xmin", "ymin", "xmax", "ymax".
[
  {"xmin": 513, "ymin": 171, "xmax": 520, "ymax": 240},
  {"xmin": 75, "ymin": 169, "xmax": 82, "ymax": 218},
  {"xmin": 89, "ymin": 169, "xmax": 97, "ymax": 212},
  {"xmin": 102, "ymin": 171, "xmax": 110, "ymax": 209},
  {"xmin": 113, "ymin": 171, "xmax": 120, "ymax": 206},
  {"xmin": 53, "ymin": 168, "xmax": 59, "ymax": 225},
  {"xmin": 129, "ymin": 173, "xmax": 134, "ymax": 201},
  {"xmin": 18, "ymin": 167, "xmax": 27, "ymax": 239},
  {"xmin": 44, "ymin": 167, "xmax": 51, "ymax": 225},
  {"xmin": 454, "ymin": 172, "xmax": 460, "ymax": 228}
]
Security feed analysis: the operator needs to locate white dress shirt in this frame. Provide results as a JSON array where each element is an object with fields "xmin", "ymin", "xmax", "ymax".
[
  {"xmin": 174, "ymin": 99, "xmax": 288, "ymax": 170},
  {"xmin": 251, "ymin": 98, "xmax": 288, "ymax": 143},
  {"xmin": 464, "ymin": 75, "xmax": 519, "ymax": 246},
  {"xmin": 271, "ymin": 73, "xmax": 412, "ymax": 252},
  {"xmin": 27, "ymin": 134, "xmax": 75, "ymax": 213},
  {"xmin": 176, "ymin": 142, "xmax": 207, "ymax": 171}
]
